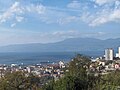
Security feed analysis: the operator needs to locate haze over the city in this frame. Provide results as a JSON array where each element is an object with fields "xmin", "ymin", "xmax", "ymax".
[{"xmin": 0, "ymin": 0, "xmax": 120, "ymax": 46}]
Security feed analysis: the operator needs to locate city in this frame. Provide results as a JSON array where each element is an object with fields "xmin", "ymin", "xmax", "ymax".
[
  {"xmin": 0, "ymin": 47, "xmax": 120, "ymax": 88},
  {"xmin": 0, "ymin": 0, "xmax": 120, "ymax": 90}
]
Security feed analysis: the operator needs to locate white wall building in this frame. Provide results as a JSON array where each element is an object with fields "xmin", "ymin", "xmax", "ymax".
[
  {"xmin": 59, "ymin": 61, "xmax": 65, "ymax": 68},
  {"xmin": 116, "ymin": 53, "xmax": 119, "ymax": 58},
  {"xmin": 119, "ymin": 47, "xmax": 120, "ymax": 58},
  {"xmin": 105, "ymin": 48, "xmax": 114, "ymax": 60}
]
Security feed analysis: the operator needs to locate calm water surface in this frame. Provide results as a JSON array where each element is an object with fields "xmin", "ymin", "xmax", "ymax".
[{"xmin": 0, "ymin": 51, "xmax": 104, "ymax": 65}]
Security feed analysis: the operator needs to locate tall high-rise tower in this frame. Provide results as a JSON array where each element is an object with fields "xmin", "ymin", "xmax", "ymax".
[{"xmin": 105, "ymin": 48, "xmax": 114, "ymax": 60}]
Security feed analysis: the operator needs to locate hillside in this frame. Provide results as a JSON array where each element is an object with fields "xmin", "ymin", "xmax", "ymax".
[{"xmin": 0, "ymin": 38, "xmax": 120, "ymax": 52}]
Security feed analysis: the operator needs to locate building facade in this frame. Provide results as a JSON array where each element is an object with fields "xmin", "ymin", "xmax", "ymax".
[
  {"xmin": 105, "ymin": 48, "xmax": 114, "ymax": 60},
  {"xmin": 119, "ymin": 47, "xmax": 120, "ymax": 58}
]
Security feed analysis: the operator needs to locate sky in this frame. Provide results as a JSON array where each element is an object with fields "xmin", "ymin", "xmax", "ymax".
[{"xmin": 0, "ymin": 0, "xmax": 120, "ymax": 46}]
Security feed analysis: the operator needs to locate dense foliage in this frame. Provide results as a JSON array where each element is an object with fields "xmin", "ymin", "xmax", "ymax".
[{"xmin": 0, "ymin": 71, "xmax": 43, "ymax": 90}]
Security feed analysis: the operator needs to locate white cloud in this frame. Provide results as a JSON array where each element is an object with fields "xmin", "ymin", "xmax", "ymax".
[
  {"xmin": 58, "ymin": 16, "xmax": 80, "ymax": 25},
  {"xmin": 0, "ymin": 2, "xmax": 23, "ymax": 23},
  {"xmin": 0, "ymin": 1, "xmax": 46, "ymax": 26},
  {"xmin": 16, "ymin": 16, "xmax": 24, "ymax": 22},
  {"xmin": 0, "ymin": 0, "xmax": 120, "ymax": 27},
  {"xmin": 36, "ymin": 4, "xmax": 46, "ymax": 14},
  {"xmin": 51, "ymin": 30, "xmax": 105, "ymax": 39},
  {"xmin": 115, "ymin": 0, "xmax": 120, "ymax": 9},
  {"xmin": 11, "ymin": 23, "xmax": 16, "ymax": 27},
  {"xmin": 0, "ymin": 30, "xmax": 80, "ymax": 45},
  {"xmin": 52, "ymin": 30, "xmax": 80, "ymax": 38},
  {"xmin": 81, "ymin": 0, "xmax": 120, "ymax": 26},
  {"xmin": 67, "ymin": 1, "xmax": 81, "ymax": 9},
  {"xmin": 35, "ymin": 8, "xmax": 76, "ymax": 25},
  {"xmin": 93, "ymin": 0, "xmax": 115, "ymax": 6},
  {"xmin": 26, "ymin": 4, "xmax": 46, "ymax": 14},
  {"xmin": 88, "ymin": 8, "xmax": 120, "ymax": 26},
  {"xmin": 0, "ymin": 27, "xmax": 107, "ymax": 46}
]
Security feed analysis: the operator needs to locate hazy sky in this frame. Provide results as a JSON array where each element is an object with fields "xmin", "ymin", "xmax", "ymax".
[{"xmin": 0, "ymin": 0, "xmax": 120, "ymax": 46}]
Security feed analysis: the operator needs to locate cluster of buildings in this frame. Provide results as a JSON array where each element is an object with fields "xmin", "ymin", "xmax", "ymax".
[
  {"xmin": 0, "ymin": 61, "xmax": 66, "ymax": 80},
  {"xmin": 89, "ymin": 47, "xmax": 120, "ymax": 75},
  {"xmin": 0, "ymin": 47, "xmax": 120, "ymax": 83},
  {"xmin": 89, "ymin": 57, "xmax": 120, "ymax": 75},
  {"xmin": 105, "ymin": 47, "xmax": 120, "ymax": 60}
]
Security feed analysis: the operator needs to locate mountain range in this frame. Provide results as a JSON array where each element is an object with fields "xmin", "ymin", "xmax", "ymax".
[{"xmin": 0, "ymin": 38, "xmax": 120, "ymax": 52}]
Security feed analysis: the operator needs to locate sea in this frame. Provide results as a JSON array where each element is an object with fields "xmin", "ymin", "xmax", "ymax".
[{"xmin": 0, "ymin": 51, "xmax": 104, "ymax": 65}]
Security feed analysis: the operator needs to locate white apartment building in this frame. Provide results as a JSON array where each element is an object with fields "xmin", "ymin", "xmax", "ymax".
[
  {"xmin": 119, "ymin": 47, "xmax": 120, "ymax": 58},
  {"xmin": 105, "ymin": 48, "xmax": 114, "ymax": 60}
]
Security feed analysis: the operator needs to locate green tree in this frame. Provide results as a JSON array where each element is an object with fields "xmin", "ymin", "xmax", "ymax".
[
  {"xmin": 43, "ymin": 54, "xmax": 92, "ymax": 90},
  {"xmin": 0, "ymin": 71, "xmax": 27, "ymax": 90},
  {"xmin": 0, "ymin": 71, "xmax": 42, "ymax": 90}
]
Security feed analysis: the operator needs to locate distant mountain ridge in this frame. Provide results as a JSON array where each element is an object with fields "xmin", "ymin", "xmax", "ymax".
[{"xmin": 0, "ymin": 38, "xmax": 120, "ymax": 52}]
